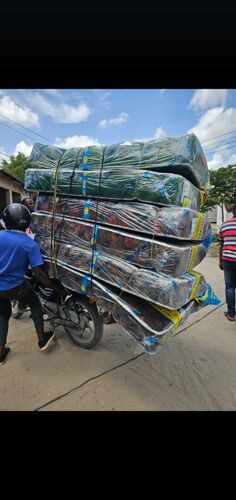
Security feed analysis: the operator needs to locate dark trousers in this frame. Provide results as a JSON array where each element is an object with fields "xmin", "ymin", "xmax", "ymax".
[
  {"xmin": 223, "ymin": 260, "xmax": 236, "ymax": 317},
  {"xmin": 0, "ymin": 280, "xmax": 44, "ymax": 345}
]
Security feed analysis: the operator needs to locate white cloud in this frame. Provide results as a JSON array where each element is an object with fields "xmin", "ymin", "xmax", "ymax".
[
  {"xmin": 189, "ymin": 89, "xmax": 228, "ymax": 110},
  {"xmin": 153, "ymin": 126, "xmax": 166, "ymax": 139},
  {"xmin": 188, "ymin": 106, "xmax": 236, "ymax": 144},
  {"xmin": 54, "ymin": 135, "xmax": 102, "ymax": 149},
  {"xmin": 207, "ymin": 151, "xmax": 236, "ymax": 171},
  {"xmin": 13, "ymin": 141, "xmax": 33, "ymax": 157},
  {"xmin": 160, "ymin": 89, "xmax": 166, "ymax": 94},
  {"xmin": 207, "ymin": 152, "xmax": 225, "ymax": 171},
  {"xmin": 23, "ymin": 92, "xmax": 91, "ymax": 124},
  {"xmin": 131, "ymin": 126, "xmax": 167, "ymax": 143},
  {"xmin": 0, "ymin": 96, "xmax": 40, "ymax": 127},
  {"xmin": 98, "ymin": 112, "xmax": 129, "ymax": 129},
  {"xmin": 93, "ymin": 90, "xmax": 111, "ymax": 109}
]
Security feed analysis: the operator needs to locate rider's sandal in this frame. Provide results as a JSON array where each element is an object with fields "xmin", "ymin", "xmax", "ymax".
[{"xmin": 224, "ymin": 311, "xmax": 235, "ymax": 322}]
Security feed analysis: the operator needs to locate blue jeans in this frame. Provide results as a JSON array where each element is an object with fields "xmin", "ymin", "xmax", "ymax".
[{"xmin": 223, "ymin": 260, "xmax": 236, "ymax": 317}]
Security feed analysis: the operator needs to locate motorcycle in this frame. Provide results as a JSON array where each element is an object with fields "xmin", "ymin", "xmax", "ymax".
[{"xmin": 11, "ymin": 270, "xmax": 103, "ymax": 349}]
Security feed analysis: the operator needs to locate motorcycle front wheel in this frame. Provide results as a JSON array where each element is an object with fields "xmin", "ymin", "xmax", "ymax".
[{"xmin": 64, "ymin": 296, "xmax": 103, "ymax": 349}]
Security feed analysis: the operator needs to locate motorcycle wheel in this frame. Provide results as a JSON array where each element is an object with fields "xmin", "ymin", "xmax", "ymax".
[
  {"xmin": 64, "ymin": 296, "xmax": 103, "ymax": 349},
  {"xmin": 11, "ymin": 301, "xmax": 24, "ymax": 319},
  {"xmin": 98, "ymin": 306, "xmax": 116, "ymax": 324}
]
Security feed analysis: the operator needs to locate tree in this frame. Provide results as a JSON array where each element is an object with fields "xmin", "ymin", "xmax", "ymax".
[
  {"xmin": 1, "ymin": 152, "xmax": 28, "ymax": 182},
  {"xmin": 202, "ymin": 165, "xmax": 236, "ymax": 222}
]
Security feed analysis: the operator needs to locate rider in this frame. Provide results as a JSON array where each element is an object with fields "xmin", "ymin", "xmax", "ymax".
[{"xmin": 0, "ymin": 203, "xmax": 67, "ymax": 365}]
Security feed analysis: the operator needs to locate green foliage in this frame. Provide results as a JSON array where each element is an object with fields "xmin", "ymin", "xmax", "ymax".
[
  {"xmin": 202, "ymin": 165, "xmax": 236, "ymax": 216},
  {"xmin": 1, "ymin": 153, "xmax": 28, "ymax": 182}
]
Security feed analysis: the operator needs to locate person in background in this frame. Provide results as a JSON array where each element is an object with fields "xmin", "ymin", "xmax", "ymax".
[
  {"xmin": 21, "ymin": 197, "xmax": 35, "ymax": 213},
  {"xmin": 219, "ymin": 202, "xmax": 236, "ymax": 321},
  {"xmin": 21, "ymin": 197, "xmax": 35, "ymax": 238},
  {"xmin": 0, "ymin": 203, "xmax": 67, "ymax": 365}
]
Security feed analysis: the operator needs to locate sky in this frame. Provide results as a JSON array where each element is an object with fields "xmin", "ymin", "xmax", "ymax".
[{"xmin": 0, "ymin": 88, "xmax": 236, "ymax": 170}]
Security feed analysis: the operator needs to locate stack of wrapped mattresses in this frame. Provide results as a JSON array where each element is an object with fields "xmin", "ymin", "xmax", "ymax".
[{"xmin": 24, "ymin": 133, "xmax": 220, "ymax": 354}]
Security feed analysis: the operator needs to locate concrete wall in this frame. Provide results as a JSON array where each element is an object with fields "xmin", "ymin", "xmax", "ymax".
[
  {"xmin": 0, "ymin": 173, "xmax": 27, "ymax": 202},
  {"xmin": 0, "ymin": 172, "xmax": 27, "ymax": 215},
  {"xmin": 216, "ymin": 205, "xmax": 233, "ymax": 227}
]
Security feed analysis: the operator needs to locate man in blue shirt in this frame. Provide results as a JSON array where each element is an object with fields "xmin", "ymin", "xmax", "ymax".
[{"xmin": 0, "ymin": 203, "xmax": 67, "ymax": 365}]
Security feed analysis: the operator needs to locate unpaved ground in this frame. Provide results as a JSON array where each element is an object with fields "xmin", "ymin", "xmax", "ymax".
[{"xmin": 1, "ymin": 255, "xmax": 235, "ymax": 411}]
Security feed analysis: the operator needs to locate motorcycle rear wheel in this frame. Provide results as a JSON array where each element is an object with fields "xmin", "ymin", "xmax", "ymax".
[
  {"xmin": 64, "ymin": 296, "xmax": 103, "ymax": 349},
  {"xmin": 11, "ymin": 301, "xmax": 25, "ymax": 319}
]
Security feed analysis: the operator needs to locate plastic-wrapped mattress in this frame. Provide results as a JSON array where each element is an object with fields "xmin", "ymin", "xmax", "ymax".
[
  {"xmin": 31, "ymin": 213, "xmax": 212, "ymax": 277},
  {"xmin": 38, "ymin": 237, "xmax": 207, "ymax": 309},
  {"xmin": 35, "ymin": 194, "xmax": 211, "ymax": 241},
  {"xmin": 41, "ymin": 259, "xmax": 220, "ymax": 354},
  {"xmin": 25, "ymin": 168, "xmax": 204, "ymax": 211}
]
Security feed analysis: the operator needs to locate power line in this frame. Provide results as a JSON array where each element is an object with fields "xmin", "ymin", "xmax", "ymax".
[
  {"xmin": 0, "ymin": 150, "xmax": 11, "ymax": 158},
  {"xmin": 0, "ymin": 111, "xmax": 53, "ymax": 144},
  {"xmin": 0, "ymin": 120, "xmax": 41, "ymax": 143},
  {"xmin": 202, "ymin": 129, "xmax": 236, "ymax": 145},
  {"xmin": 203, "ymin": 136, "xmax": 236, "ymax": 151},
  {"xmin": 204, "ymin": 139, "xmax": 236, "ymax": 153},
  {"xmin": 205, "ymin": 144, "xmax": 236, "ymax": 156}
]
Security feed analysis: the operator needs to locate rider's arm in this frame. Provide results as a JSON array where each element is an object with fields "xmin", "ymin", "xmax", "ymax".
[
  {"xmin": 27, "ymin": 240, "xmax": 67, "ymax": 298},
  {"xmin": 31, "ymin": 265, "xmax": 67, "ymax": 298}
]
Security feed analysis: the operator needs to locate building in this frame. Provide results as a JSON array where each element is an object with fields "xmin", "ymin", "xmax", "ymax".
[
  {"xmin": 0, "ymin": 169, "xmax": 28, "ymax": 217},
  {"xmin": 207, "ymin": 205, "xmax": 233, "ymax": 229}
]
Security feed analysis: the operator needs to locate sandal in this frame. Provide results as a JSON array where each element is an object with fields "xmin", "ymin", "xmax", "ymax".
[{"xmin": 224, "ymin": 312, "xmax": 235, "ymax": 322}]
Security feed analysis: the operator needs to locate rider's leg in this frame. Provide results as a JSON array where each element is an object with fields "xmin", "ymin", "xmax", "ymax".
[
  {"xmin": 0, "ymin": 297, "xmax": 12, "ymax": 357},
  {"xmin": 2, "ymin": 281, "xmax": 45, "ymax": 342},
  {"xmin": 15, "ymin": 282, "xmax": 45, "ymax": 341}
]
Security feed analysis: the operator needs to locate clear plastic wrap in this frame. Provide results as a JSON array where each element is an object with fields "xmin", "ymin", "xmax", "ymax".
[
  {"xmin": 31, "ymin": 213, "xmax": 212, "ymax": 277},
  {"xmin": 27, "ymin": 134, "xmax": 209, "ymax": 189},
  {"xmin": 38, "ymin": 237, "xmax": 207, "ymax": 309},
  {"xmin": 35, "ymin": 194, "xmax": 211, "ymax": 241},
  {"xmin": 42, "ymin": 260, "xmax": 220, "ymax": 354},
  {"xmin": 25, "ymin": 168, "xmax": 204, "ymax": 211}
]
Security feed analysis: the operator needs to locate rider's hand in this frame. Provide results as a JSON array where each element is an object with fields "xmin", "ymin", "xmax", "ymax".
[{"xmin": 60, "ymin": 289, "xmax": 68, "ymax": 299}]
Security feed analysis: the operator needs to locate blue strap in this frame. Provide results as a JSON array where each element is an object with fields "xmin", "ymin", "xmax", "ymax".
[
  {"xmin": 80, "ymin": 274, "xmax": 90, "ymax": 294},
  {"xmin": 83, "ymin": 200, "xmax": 91, "ymax": 220},
  {"xmin": 81, "ymin": 147, "xmax": 89, "ymax": 196}
]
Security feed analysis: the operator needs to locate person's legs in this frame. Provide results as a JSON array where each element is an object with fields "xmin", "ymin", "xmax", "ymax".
[
  {"xmin": 24, "ymin": 290, "xmax": 45, "ymax": 341},
  {"xmin": 223, "ymin": 261, "xmax": 236, "ymax": 319},
  {"xmin": 11, "ymin": 281, "xmax": 55, "ymax": 349},
  {"xmin": 11, "ymin": 281, "xmax": 45, "ymax": 341},
  {"xmin": 0, "ymin": 297, "xmax": 12, "ymax": 357}
]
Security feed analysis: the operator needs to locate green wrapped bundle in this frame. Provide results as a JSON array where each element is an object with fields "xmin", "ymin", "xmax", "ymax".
[
  {"xmin": 25, "ymin": 168, "xmax": 204, "ymax": 211},
  {"xmin": 27, "ymin": 134, "xmax": 209, "ymax": 189},
  {"xmin": 31, "ymin": 213, "xmax": 211, "ymax": 277},
  {"xmin": 36, "ymin": 194, "xmax": 211, "ymax": 241},
  {"xmin": 38, "ymin": 237, "xmax": 207, "ymax": 309}
]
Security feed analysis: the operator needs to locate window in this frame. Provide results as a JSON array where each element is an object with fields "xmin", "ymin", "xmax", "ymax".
[{"xmin": 12, "ymin": 192, "xmax": 21, "ymax": 203}]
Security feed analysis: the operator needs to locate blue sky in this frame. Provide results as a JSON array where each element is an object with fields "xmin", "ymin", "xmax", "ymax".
[{"xmin": 1, "ymin": 88, "xmax": 236, "ymax": 170}]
